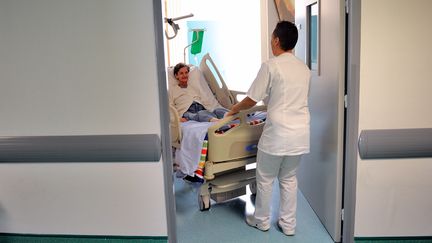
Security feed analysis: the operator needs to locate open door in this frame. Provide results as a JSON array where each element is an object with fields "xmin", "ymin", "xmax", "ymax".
[{"xmin": 295, "ymin": 0, "xmax": 345, "ymax": 241}]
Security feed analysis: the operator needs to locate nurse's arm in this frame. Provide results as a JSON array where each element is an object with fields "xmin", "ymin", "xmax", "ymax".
[{"xmin": 225, "ymin": 96, "xmax": 257, "ymax": 117}]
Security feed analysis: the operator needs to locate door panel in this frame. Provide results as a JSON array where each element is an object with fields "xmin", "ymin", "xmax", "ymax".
[
  {"xmin": 0, "ymin": 0, "xmax": 169, "ymax": 237},
  {"xmin": 295, "ymin": 0, "xmax": 345, "ymax": 241}
]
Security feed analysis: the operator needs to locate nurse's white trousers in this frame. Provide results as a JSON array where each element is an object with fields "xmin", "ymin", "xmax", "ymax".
[{"xmin": 254, "ymin": 149, "xmax": 301, "ymax": 230}]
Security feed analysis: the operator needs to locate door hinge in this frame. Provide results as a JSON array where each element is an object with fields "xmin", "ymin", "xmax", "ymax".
[
  {"xmin": 345, "ymin": 0, "xmax": 349, "ymax": 14},
  {"xmin": 344, "ymin": 94, "xmax": 348, "ymax": 108},
  {"xmin": 341, "ymin": 208, "xmax": 345, "ymax": 221}
]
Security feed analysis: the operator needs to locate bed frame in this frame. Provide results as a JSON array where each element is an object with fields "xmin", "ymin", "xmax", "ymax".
[{"xmin": 169, "ymin": 53, "xmax": 266, "ymax": 211}]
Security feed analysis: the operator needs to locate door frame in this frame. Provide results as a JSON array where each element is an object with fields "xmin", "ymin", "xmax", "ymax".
[
  {"xmin": 153, "ymin": 0, "xmax": 177, "ymax": 242},
  {"xmin": 343, "ymin": 0, "xmax": 361, "ymax": 242},
  {"xmin": 156, "ymin": 0, "xmax": 363, "ymax": 242}
]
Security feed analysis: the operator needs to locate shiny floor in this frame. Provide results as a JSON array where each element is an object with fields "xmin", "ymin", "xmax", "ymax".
[{"xmin": 174, "ymin": 176, "xmax": 334, "ymax": 243}]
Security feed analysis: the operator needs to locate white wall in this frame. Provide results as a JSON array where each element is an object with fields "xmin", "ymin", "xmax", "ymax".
[
  {"xmin": 164, "ymin": 0, "xmax": 261, "ymax": 92},
  {"xmin": 355, "ymin": 0, "xmax": 432, "ymax": 237},
  {"xmin": 261, "ymin": 0, "xmax": 280, "ymax": 61},
  {"xmin": 0, "ymin": 0, "xmax": 167, "ymax": 236}
]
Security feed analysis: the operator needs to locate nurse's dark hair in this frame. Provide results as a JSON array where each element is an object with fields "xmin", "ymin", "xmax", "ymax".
[
  {"xmin": 272, "ymin": 21, "xmax": 298, "ymax": 51},
  {"xmin": 174, "ymin": 62, "xmax": 190, "ymax": 76}
]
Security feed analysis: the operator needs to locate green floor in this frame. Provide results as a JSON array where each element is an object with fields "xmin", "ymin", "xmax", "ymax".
[
  {"xmin": 0, "ymin": 235, "xmax": 167, "ymax": 243},
  {"xmin": 174, "ymin": 176, "xmax": 334, "ymax": 243}
]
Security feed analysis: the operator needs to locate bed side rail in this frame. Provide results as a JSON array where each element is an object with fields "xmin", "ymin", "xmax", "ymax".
[
  {"xmin": 169, "ymin": 104, "xmax": 181, "ymax": 148},
  {"xmin": 207, "ymin": 105, "xmax": 266, "ymax": 162},
  {"xmin": 199, "ymin": 53, "xmax": 236, "ymax": 109}
]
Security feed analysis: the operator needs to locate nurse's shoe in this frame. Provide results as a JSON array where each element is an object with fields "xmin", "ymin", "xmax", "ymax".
[
  {"xmin": 246, "ymin": 215, "xmax": 270, "ymax": 232},
  {"xmin": 277, "ymin": 221, "xmax": 295, "ymax": 236},
  {"xmin": 183, "ymin": 175, "xmax": 204, "ymax": 184}
]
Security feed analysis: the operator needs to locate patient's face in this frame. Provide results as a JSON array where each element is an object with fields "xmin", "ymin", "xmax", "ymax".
[{"xmin": 175, "ymin": 67, "xmax": 189, "ymax": 86}]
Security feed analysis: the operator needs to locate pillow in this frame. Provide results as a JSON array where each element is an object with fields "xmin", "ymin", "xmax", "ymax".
[
  {"xmin": 167, "ymin": 65, "xmax": 200, "ymax": 88},
  {"xmin": 167, "ymin": 65, "xmax": 222, "ymax": 111}
]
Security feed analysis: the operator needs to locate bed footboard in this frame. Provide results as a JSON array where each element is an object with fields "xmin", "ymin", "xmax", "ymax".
[
  {"xmin": 207, "ymin": 105, "xmax": 266, "ymax": 163},
  {"xmin": 204, "ymin": 156, "xmax": 256, "ymax": 180}
]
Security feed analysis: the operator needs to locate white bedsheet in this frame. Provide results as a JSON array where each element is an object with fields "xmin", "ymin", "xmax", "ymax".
[
  {"xmin": 175, "ymin": 121, "xmax": 215, "ymax": 176},
  {"xmin": 174, "ymin": 112, "xmax": 267, "ymax": 176}
]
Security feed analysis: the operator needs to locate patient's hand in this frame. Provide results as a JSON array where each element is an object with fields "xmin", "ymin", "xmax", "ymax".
[{"xmin": 180, "ymin": 117, "xmax": 188, "ymax": 122}]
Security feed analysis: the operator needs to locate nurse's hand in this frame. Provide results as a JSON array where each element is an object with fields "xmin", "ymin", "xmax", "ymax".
[{"xmin": 224, "ymin": 110, "xmax": 237, "ymax": 117}]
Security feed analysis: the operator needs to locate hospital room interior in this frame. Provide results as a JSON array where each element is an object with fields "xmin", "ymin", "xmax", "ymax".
[
  {"xmin": 165, "ymin": 0, "xmax": 337, "ymax": 242},
  {"xmin": 1, "ymin": 0, "xmax": 431, "ymax": 242},
  {"xmin": 164, "ymin": 0, "xmax": 432, "ymax": 242}
]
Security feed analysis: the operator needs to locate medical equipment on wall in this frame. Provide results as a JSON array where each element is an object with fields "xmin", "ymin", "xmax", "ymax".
[
  {"xmin": 183, "ymin": 29, "xmax": 205, "ymax": 64},
  {"xmin": 164, "ymin": 13, "xmax": 194, "ymax": 40}
]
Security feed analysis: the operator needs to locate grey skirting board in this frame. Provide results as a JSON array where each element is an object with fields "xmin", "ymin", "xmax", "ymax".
[
  {"xmin": 0, "ymin": 134, "xmax": 161, "ymax": 162},
  {"xmin": 358, "ymin": 128, "xmax": 432, "ymax": 159}
]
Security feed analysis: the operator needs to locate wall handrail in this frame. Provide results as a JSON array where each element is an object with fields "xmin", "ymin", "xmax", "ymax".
[
  {"xmin": 0, "ymin": 134, "xmax": 161, "ymax": 162},
  {"xmin": 358, "ymin": 128, "xmax": 432, "ymax": 159}
]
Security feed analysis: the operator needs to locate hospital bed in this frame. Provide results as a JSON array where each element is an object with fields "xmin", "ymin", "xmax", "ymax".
[{"xmin": 168, "ymin": 54, "xmax": 265, "ymax": 211}]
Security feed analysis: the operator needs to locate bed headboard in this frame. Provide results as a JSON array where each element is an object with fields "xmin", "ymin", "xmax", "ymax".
[{"xmin": 199, "ymin": 53, "xmax": 236, "ymax": 109}]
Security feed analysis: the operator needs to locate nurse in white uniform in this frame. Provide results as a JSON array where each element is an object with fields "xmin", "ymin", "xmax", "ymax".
[{"xmin": 225, "ymin": 20, "xmax": 311, "ymax": 236}]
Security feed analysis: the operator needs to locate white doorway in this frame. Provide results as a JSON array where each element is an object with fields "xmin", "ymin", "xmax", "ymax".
[
  {"xmin": 161, "ymin": 0, "xmax": 348, "ymax": 242},
  {"xmin": 163, "ymin": 0, "xmax": 261, "ymax": 92}
]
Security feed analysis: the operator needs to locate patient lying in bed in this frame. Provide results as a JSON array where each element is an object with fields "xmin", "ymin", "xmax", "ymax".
[
  {"xmin": 168, "ymin": 62, "xmax": 266, "ymax": 184},
  {"xmin": 169, "ymin": 62, "xmax": 229, "ymax": 123},
  {"xmin": 168, "ymin": 63, "xmax": 229, "ymax": 183}
]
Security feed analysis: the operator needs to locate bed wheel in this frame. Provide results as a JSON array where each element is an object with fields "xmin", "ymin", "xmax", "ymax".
[
  {"xmin": 198, "ymin": 194, "xmax": 211, "ymax": 211},
  {"xmin": 249, "ymin": 181, "xmax": 257, "ymax": 195}
]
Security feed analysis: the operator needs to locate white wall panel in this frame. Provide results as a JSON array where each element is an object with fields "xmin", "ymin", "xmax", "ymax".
[
  {"xmin": 356, "ymin": 0, "xmax": 432, "ymax": 237},
  {"xmin": 0, "ymin": 0, "xmax": 167, "ymax": 236}
]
